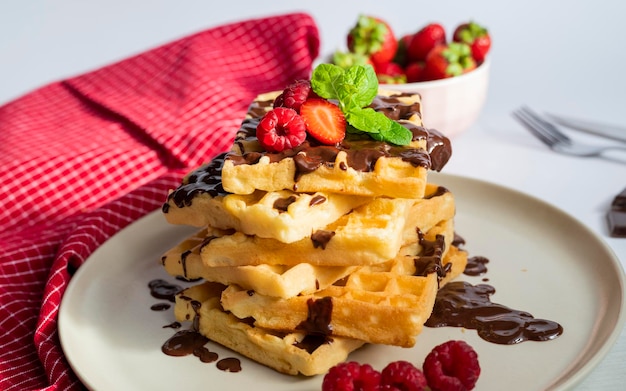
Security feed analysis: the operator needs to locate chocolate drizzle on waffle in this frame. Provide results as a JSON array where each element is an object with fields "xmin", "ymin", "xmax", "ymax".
[
  {"xmin": 227, "ymin": 94, "xmax": 452, "ymax": 174},
  {"xmin": 413, "ymin": 229, "xmax": 450, "ymax": 286},
  {"xmin": 163, "ymin": 153, "xmax": 229, "ymax": 212}
]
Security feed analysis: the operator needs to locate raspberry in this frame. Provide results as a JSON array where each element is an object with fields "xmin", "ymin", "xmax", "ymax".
[
  {"xmin": 274, "ymin": 79, "xmax": 317, "ymax": 113},
  {"xmin": 380, "ymin": 361, "xmax": 427, "ymax": 391},
  {"xmin": 423, "ymin": 340, "xmax": 481, "ymax": 391},
  {"xmin": 322, "ymin": 361, "xmax": 381, "ymax": 391},
  {"xmin": 256, "ymin": 107, "xmax": 307, "ymax": 153}
]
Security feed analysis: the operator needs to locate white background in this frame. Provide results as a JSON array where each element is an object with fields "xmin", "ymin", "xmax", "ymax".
[{"xmin": 2, "ymin": 1, "xmax": 625, "ymax": 390}]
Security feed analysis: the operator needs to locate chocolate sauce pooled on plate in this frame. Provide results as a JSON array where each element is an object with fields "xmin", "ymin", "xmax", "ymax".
[
  {"xmin": 426, "ymin": 281, "xmax": 563, "ymax": 344},
  {"xmin": 150, "ymin": 303, "xmax": 171, "ymax": 311},
  {"xmin": 161, "ymin": 329, "xmax": 209, "ymax": 357},
  {"xmin": 194, "ymin": 346, "xmax": 219, "ymax": 363},
  {"xmin": 217, "ymin": 357, "xmax": 242, "ymax": 372},
  {"xmin": 148, "ymin": 279, "xmax": 182, "ymax": 303},
  {"xmin": 463, "ymin": 256, "xmax": 490, "ymax": 276}
]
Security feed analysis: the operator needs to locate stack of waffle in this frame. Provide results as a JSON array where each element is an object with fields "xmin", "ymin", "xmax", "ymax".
[{"xmin": 160, "ymin": 89, "xmax": 467, "ymax": 376}]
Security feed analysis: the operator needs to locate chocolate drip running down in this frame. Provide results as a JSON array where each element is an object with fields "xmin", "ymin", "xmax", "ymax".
[
  {"xmin": 413, "ymin": 231, "xmax": 450, "ymax": 285},
  {"xmin": 426, "ymin": 281, "xmax": 563, "ymax": 344},
  {"xmin": 163, "ymin": 153, "xmax": 229, "ymax": 213},
  {"xmin": 292, "ymin": 297, "xmax": 335, "ymax": 354}
]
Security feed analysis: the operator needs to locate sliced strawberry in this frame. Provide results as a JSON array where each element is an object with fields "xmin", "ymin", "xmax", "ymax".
[
  {"xmin": 347, "ymin": 15, "xmax": 398, "ymax": 66},
  {"xmin": 407, "ymin": 23, "xmax": 446, "ymax": 63},
  {"xmin": 300, "ymin": 99, "xmax": 347, "ymax": 145},
  {"xmin": 453, "ymin": 21, "xmax": 491, "ymax": 63}
]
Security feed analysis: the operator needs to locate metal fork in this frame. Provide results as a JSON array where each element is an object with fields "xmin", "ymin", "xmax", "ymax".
[{"xmin": 513, "ymin": 106, "xmax": 626, "ymax": 157}]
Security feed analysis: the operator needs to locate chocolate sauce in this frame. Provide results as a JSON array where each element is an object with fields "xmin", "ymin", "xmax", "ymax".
[
  {"xmin": 296, "ymin": 297, "xmax": 333, "ymax": 336},
  {"xmin": 463, "ymin": 256, "xmax": 490, "ymax": 276},
  {"xmin": 194, "ymin": 346, "xmax": 219, "ymax": 363},
  {"xmin": 162, "ymin": 153, "xmax": 229, "ymax": 212},
  {"xmin": 294, "ymin": 334, "xmax": 330, "ymax": 354},
  {"xmin": 311, "ymin": 230, "xmax": 335, "ymax": 249},
  {"xmin": 163, "ymin": 95, "xmax": 452, "ymax": 212},
  {"xmin": 413, "ymin": 232, "xmax": 450, "ymax": 284},
  {"xmin": 273, "ymin": 196, "xmax": 296, "ymax": 212},
  {"xmin": 148, "ymin": 279, "xmax": 182, "ymax": 303},
  {"xmin": 227, "ymin": 94, "xmax": 453, "ymax": 177},
  {"xmin": 150, "ymin": 303, "xmax": 171, "ymax": 311},
  {"xmin": 217, "ymin": 357, "xmax": 242, "ymax": 372},
  {"xmin": 309, "ymin": 194, "xmax": 327, "ymax": 206},
  {"xmin": 426, "ymin": 281, "xmax": 563, "ymax": 344},
  {"xmin": 424, "ymin": 186, "xmax": 449, "ymax": 199},
  {"xmin": 163, "ymin": 321, "xmax": 182, "ymax": 329},
  {"xmin": 452, "ymin": 232, "xmax": 466, "ymax": 248},
  {"xmin": 162, "ymin": 329, "xmax": 209, "ymax": 356}
]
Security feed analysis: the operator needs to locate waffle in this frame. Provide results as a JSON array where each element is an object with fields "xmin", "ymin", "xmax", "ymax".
[
  {"xmin": 220, "ymin": 220, "xmax": 466, "ymax": 348},
  {"xmin": 199, "ymin": 184, "xmax": 455, "ymax": 267},
  {"xmin": 164, "ymin": 178, "xmax": 370, "ymax": 243},
  {"xmin": 174, "ymin": 281, "xmax": 366, "ymax": 376},
  {"xmin": 161, "ymin": 228, "xmax": 356, "ymax": 298},
  {"xmin": 220, "ymin": 89, "xmax": 452, "ymax": 198}
]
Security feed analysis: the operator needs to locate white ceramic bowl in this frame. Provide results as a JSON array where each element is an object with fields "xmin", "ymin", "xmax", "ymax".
[{"xmin": 381, "ymin": 58, "xmax": 490, "ymax": 138}]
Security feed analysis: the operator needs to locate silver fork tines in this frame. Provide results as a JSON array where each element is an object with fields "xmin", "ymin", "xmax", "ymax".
[{"xmin": 512, "ymin": 106, "xmax": 626, "ymax": 158}]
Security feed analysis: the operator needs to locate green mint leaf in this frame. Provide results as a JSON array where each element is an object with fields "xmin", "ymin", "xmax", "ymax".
[
  {"xmin": 380, "ymin": 120, "xmax": 413, "ymax": 146},
  {"xmin": 310, "ymin": 63, "xmax": 412, "ymax": 146},
  {"xmin": 310, "ymin": 63, "xmax": 345, "ymax": 100},
  {"xmin": 340, "ymin": 65, "xmax": 378, "ymax": 109},
  {"xmin": 346, "ymin": 107, "xmax": 412, "ymax": 146},
  {"xmin": 345, "ymin": 107, "xmax": 384, "ymax": 134}
]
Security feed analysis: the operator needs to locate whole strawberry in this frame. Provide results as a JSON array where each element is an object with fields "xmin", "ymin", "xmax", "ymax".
[
  {"xmin": 422, "ymin": 42, "xmax": 476, "ymax": 81},
  {"xmin": 347, "ymin": 15, "xmax": 398, "ymax": 67},
  {"xmin": 404, "ymin": 61, "xmax": 425, "ymax": 83},
  {"xmin": 407, "ymin": 23, "xmax": 446, "ymax": 63},
  {"xmin": 452, "ymin": 21, "xmax": 491, "ymax": 64},
  {"xmin": 375, "ymin": 61, "xmax": 407, "ymax": 84}
]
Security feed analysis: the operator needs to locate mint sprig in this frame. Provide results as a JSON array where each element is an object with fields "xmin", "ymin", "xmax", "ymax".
[{"xmin": 311, "ymin": 63, "xmax": 412, "ymax": 146}]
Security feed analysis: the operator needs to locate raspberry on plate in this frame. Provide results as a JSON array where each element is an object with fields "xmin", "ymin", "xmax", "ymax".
[
  {"xmin": 322, "ymin": 361, "xmax": 381, "ymax": 391},
  {"xmin": 380, "ymin": 360, "xmax": 427, "ymax": 391},
  {"xmin": 423, "ymin": 340, "xmax": 481, "ymax": 391},
  {"xmin": 256, "ymin": 107, "xmax": 307, "ymax": 153}
]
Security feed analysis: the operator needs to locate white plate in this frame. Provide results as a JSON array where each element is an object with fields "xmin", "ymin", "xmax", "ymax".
[{"xmin": 59, "ymin": 173, "xmax": 626, "ymax": 391}]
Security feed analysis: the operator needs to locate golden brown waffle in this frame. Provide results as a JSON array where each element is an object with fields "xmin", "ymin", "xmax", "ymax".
[
  {"xmin": 161, "ymin": 227, "xmax": 356, "ymax": 298},
  {"xmin": 220, "ymin": 220, "xmax": 467, "ymax": 348},
  {"xmin": 174, "ymin": 281, "xmax": 366, "ymax": 376},
  {"xmin": 199, "ymin": 184, "xmax": 455, "ymax": 267},
  {"xmin": 220, "ymin": 89, "xmax": 452, "ymax": 198},
  {"xmin": 163, "ymin": 183, "xmax": 370, "ymax": 243}
]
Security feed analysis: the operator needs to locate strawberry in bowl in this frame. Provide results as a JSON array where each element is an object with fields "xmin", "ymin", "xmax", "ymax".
[{"xmin": 331, "ymin": 17, "xmax": 491, "ymax": 137}]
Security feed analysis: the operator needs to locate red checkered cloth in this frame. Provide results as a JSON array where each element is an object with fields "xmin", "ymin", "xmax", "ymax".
[{"xmin": 0, "ymin": 13, "xmax": 319, "ymax": 390}]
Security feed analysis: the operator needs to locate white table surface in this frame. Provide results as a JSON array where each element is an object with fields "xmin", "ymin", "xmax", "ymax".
[{"xmin": 2, "ymin": 1, "xmax": 625, "ymax": 389}]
